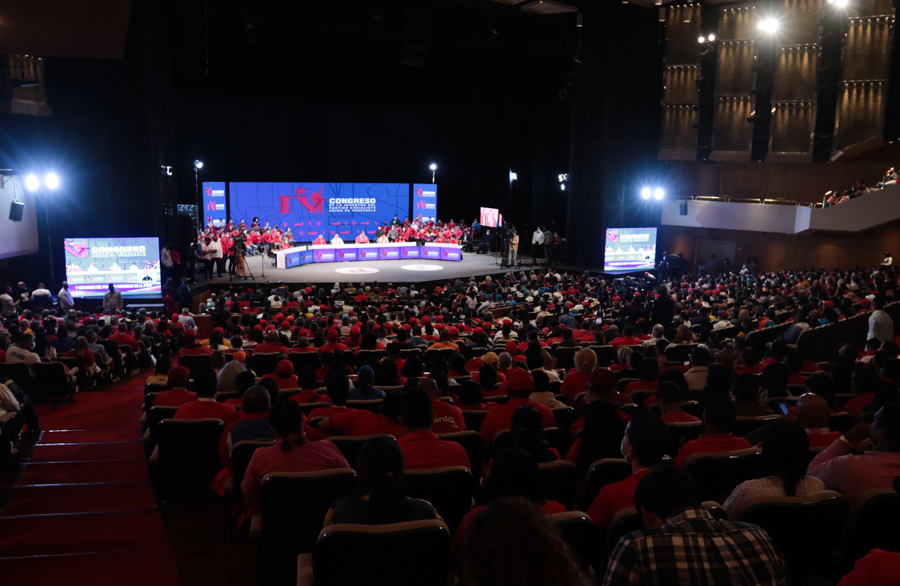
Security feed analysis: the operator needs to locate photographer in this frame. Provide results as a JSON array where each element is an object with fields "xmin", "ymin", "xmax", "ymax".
[{"xmin": 231, "ymin": 236, "xmax": 248, "ymax": 278}]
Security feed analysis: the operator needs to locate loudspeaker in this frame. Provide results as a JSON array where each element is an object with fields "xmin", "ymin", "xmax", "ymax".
[
  {"xmin": 679, "ymin": 201, "xmax": 688, "ymax": 216},
  {"xmin": 8, "ymin": 201, "xmax": 24, "ymax": 222}
]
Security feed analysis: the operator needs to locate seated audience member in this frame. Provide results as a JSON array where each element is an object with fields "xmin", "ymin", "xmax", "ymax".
[
  {"xmin": 733, "ymin": 374, "xmax": 774, "ymax": 417},
  {"xmin": 836, "ymin": 548, "xmax": 900, "ymax": 586},
  {"xmin": 507, "ymin": 405, "xmax": 559, "ymax": 463},
  {"xmin": 223, "ymin": 370, "xmax": 258, "ymax": 407},
  {"xmin": 216, "ymin": 386, "xmax": 274, "ymax": 483},
  {"xmin": 843, "ymin": 366, "xmax": 882, "ymax": 416},
  {"xmin": 319, "ymin": 390, "xmax": 402, "ymax": 438},
  {"xmin": 241, "ymin": 400, "xmax": 350, "ymax": 512},
  {"xmin": 462, "ymin": 497, "xmax": 587, "ymax": 586},
  {"xmin": 0, "ymin": 377, "xmax": 40, "ymax": 436},
  {"xmin": 588, "ymin": 412, "xmax": 669, "ymax": 529},
  {"xmin": 794, "ymin": 393, "xmax": 842, "ymax": 447},
  {"xmin": 350, "ymin": 365, "xmax": 385, "ymax": 400},
  {"xmin": 396, "ymin": 389, "xmax": 470, "ymax": 470},
  {"xmin": 152, "ymin": 365, "xmax": 196, "ymax": 407},
  {"xmin": 6, "ymin": 334, "xmax": 40, "ymax": 371},
  {"xmin": 683, "ymin": 346, "xmax": 711, "ymax": 392},
  {"xmin": 254, "ymin": 330, "xmax": 288, "ymax": 355},
  {"xmin": 173, "ymin": 367, "xmax": 237, "ymax": 421},
  {"xmin": 288, "ymin": 367, "xmax": 330, "ymax": 405},
  {"xmin": 656, "ymin": 382, "xmax": 700, "ymax": 423},
  {"xmin": 455, "ymin": 380, "xmax": 495, "ymax": 411},
  {"xmin": 761, "ymin": 362, "xmax": 791, "ymax": 400},
  {"xmin": 624, "ymin": 358, "xmax": 659, "ymax": 395},
  {"xmin": 674, "ymin": 394, "xmax": 752, "ymax": 467},
  {"xmin": 722, "ymin": 420, "xmax": 825, "ymax": 519},
  {"xmin": 480, "ymin": 368, "xmax": 554, "ymax": 451},
  {"xmin": 807, "ymin": 402, "xmax": 900, "ymax": 504},
  {"xmin": 324, "ymin": 435, "xmax": 439, "ymax": 526},
  {"xmin": 419, "ymin": 377, "xmax": 466, "ymax": 434},
  {"xmin": 216, "ymin": 351, "xmax": 247, "ymax": 393},
  {"xmin": 261, "ymin": 359, "xmax": 298, "ymax": 390},
  {"xmin": 737, "ymin": 347, "xmax": 765, "ymax": 375},
  {"xmin": 478, "ymin": 364, "xmax": 504, "ymax": 398},
  {"xmin": 528, "ymin": 369, "xmax": 565, "ymax": 409},
  {"xmin": 374, "ymin": 358, "xmax": 404, "ymax": 388},
  {"xmin": 566, "ymin": 400, "xmax": 627, "ymax": 477},
  {"xmin": 305, "ymin": 374, "xmax": 355, "ymax": 441},
  {"xmin": 559, "ymin": 348, "xmax": 597, "ymax": 403},
  {"xmin": 603, "ymin": 465, "xmax": 789, "ymax": 585},
  {"xmin": 454, "ymin": 448, "xmax": 568, "ymax": 557}
]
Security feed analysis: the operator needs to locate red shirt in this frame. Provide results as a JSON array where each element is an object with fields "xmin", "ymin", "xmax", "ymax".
[
  {"xmin": 560, "ymin": 369, "xmax": 594, "ymax": 402},
  {"xmin": 288, "ymin": 390, "xmax": 331, "ymax": 405},
  {"xmin": 397, "ymin": 431, "xmax": 471, "ymax": 470},
  {"xmin": 624, "ymin": 380, "xmax": 659, "ymax": 395},
  {"xmin": 610, "ymin": 336, "xmax": 642, "ymax": 350},
  {"xmin": 675, "ymin": 433, "xmax": 752, "ymax": 467},
  {"xmin": 844, "ymin": 393, "xmax": 875, "ymax": 416},
  {"xmin": 480, "ymin": 397, "xmax": 556, "ymax": 450},
  {"xmin": 319, "ymin": 342, "xmax": 349, "ymax": 356},
  {"xmin": 661, "ymin": 411, "xmax": 701, "ymax": 423},
  {"xmin": 431, "ymin": 400, "xmax": 467, "ymax": 435},
  {"xmin": 253, "ymin": 342, "xmax": 288, "ymax": 354},
  {"xmin": 587, "ymin": 467, "xmax": 652, "ymax": 528},
  {"xmin": 176, "ymin": 344, "xmax": 214, "ymax": 365},
  {"xmin": 806, "ymin": 429, "xmax": 842, "ymax": 447},
  {"xmin": 329, "ymin": 410, "xmax": 401, "ymax": 438},
  {"xmin": 152, "ymin": 388, "xmax": 197, "ymax": 407},
  {"xmin": 836, "ymin": 549, "xmax": 900, "ymax": 586},
  {"xmin": 306, "ymin": 406, "xmax": 355, "ymax": 441},
  {"xmin": 64, "ymin": 349, "xmax": 97, "ymax": 368},
  {"xmin": 261, "ymin": 373, "xmax": 299, "ymax": 389},
  {"xmin": 110, "ymin": 333, "xmax": 139, "ymax": 350},
  {"xmin": 174, "ymin": 399, "xmax": 238, "ymax": 422}
]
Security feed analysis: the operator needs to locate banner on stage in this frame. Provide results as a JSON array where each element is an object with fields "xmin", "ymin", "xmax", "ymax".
[
  {"xmin": 413, "ymin": 183, "xmax": 437, "ymax": 223},
  {"xmin": 202, "ymin": 182, "xmax": 227, "ymax": 227},
  {"xmin": 603, "ymin": 227, "xmax": 657, "ymax": 273},
  {"xmin": 228, "ymin": 182, "xmax": 409, "ymax": 240},
  {"xmin": 63, "ymin": 236, "xmax": 161, "ymax": 297}
]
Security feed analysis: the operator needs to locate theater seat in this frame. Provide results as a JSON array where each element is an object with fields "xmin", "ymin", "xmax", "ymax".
[
  {"xmin": 289, "ymin": 352, "xmax": 321, "ymax": 371},
  {"xmin": 462, "ymin": 410, "xmax": 490, "ymax": 432},
  {"xmin": 345, "ymin": 399, "xmax": 383, "ymax": 413},
  {"xmin": 32, "ymin": 362, "xmax": 76, "ymax": 406},
  {"xmin": 228, "ymin": 440, "xmax": 276, "ymax": 501},
  {"xmin": 732, "ymin": 415, "xmax": 781, "ymax": 436},
  {"xmin": 734, "ymin": 490, "xmax": 848, "ymax": 582},
  {"xmin": 404, "ymin": 466, "xmax": 479, "ymax": 536},
  {"xmin": 582, "ymin": 458, "xmax": 631, "ymax": 511},
  {"xmin": 250, "ymin": 352, "xmax": 281, "ymax": 376},
  {"xmin": 665, "ymin": 421, "xmax": 704, "ymax": 455},
  {"xmin": 327, "ymin": 435, "xmax": 395, "ymax": 469},
  {"xmin": 842, "ymin": 488, "xmax": 900, "ymax": 565},
  {"xmin": 178, "ymin": 354, "xmax": 212, "ymax": 379},
  {"xmin": 683, "ymin": 447, "xmax": 763, "ymax": 502},
  {"xmin": 551, "ymin": 511, "xmax": 602, "ymax": 572},
  {"xmin": 437, "ymin": 431, "xmax": 484, "ymax": 478},
  {"xmin": 156, "ymin": 418, "xmax": 225, "ymax": 503},
  {"xmin": 538, "ymin": 460, "xmax": 578, "ymax": 510},
  {"xmin": 300, "ymin": 519, "xmax": 451, "ymax": 586}
]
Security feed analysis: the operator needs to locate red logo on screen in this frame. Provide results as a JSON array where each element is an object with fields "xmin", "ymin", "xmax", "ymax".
[
  {"xmin": 316, "ymin": 252, "xmax": 322, "ymax": 260},
  {"xmin": 278, "ymin": 186, "xmax": 325, "ymax": 214},
  {"xmin": 64, "ymin": 239, "xmax": 89, "ymax": 258},
  {"xmin": 205, "ymin": 186, "xmax": 212, "ymax": 197},
  {"xmin": 442, "ymin": 250, "xmax": 448, "ymax": 257},
  {"xmin": 339, "ymin": 252, "xmax": 344, "ymax": 259}
]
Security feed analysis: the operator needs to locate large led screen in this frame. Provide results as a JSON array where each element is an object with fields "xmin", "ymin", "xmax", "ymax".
[
  {"xmin": 63, "ymin": 237, "xmax": 161, "ymax": 297},
  {"xmin": 603, "ymin": 228, "xmax": 658, "ymax": 273}
]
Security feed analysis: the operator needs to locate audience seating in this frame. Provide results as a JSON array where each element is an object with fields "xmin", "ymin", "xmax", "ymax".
[
  {"xmin": 462, "ymin": 410, "xmax": 490, "ymax": 433},
  {"xmin": 827, "ymin": 412, "xmax": 854, "ymax": 434},
  {"xmin": 300, "ymin": 519, "xmax": 451, "ymax": 586},
  {"xmin": 492, "ymin": 427, "xmax": 570, "ymax": 458},
  {"xmin": 355, "ymin": 349, "xmax": 387, "ymax": 365},
  {"xmin": 603, "ymin": 506, "xmax": 645, "ymax": 558},
  {"xmin": 732, "ymin": 415, "xmax": 782, "ymax": 436},
  {"xmin": 0, "ymin": 363, "xmax": 33, "ymax": 393},
  {"xmin": 734, "ymin": 491, "xmax": 849, "ymax": 582},
  {"xmin": 551, "ymin": 511, "xmax": 602, "ymax": 572},
  {"xmin": 289, "ymin": 352, "xmax": 321, "ymax": 371},
  {"xmin": 665, "ymin": 421, "xmax": 704, "ymax": 455},
  {"xmin": 616, "ymin": 379, "xmax": 638, "ymax": 394},
  {"xmin": 250, "ymin": 352, "xmax": 281, "ymax": 376},
  {"xmin": 32, "ymin": 362, "xmax": 76, "ymax": 406},
  {"xmin": 179, "ymin": 354, "xmax": 212, "ymax": 379},
  {"xmin": 582, "ymin": 458, "xmax": 631, "ymax": 510},
  {"xmin": 537, "ymin": 460, "xmax": 578, "ymax": 510},
  {"xmin": 327, "ymin": 435, "xmax": 394, "ymax": 469},
  {"xmin": 842, "ymin": 488, "xmax": 900, "ymax": 565},
  {"xmin": 423, "ymin": 348, "xmax": 453, "ymax": 370},
  {"xmin": 296, "ymin": 402, "xmax": 330, "ymax": 416},
  {"xmin": 437, "ymin": 431, "xmax": 484, "ymax": 477},
  {"xmin": 554, "ymin": 347, "xmax": 578, "ymax": 371},
  {"xmin": 228, "ymin": 440, "xmax": 276, "ymax": 501},
  {"xmin": 589, "ymin": 345, "xmax": 616, "ymax": 367},
  {"xmin": 628, "ymin": 389, "xmax": 655, "ymax": 407},
  {"xmin": 155, "ymin": 418, "xmax": 225, "ymax": 503},
  {"xmin": 345, "ymin": 399, "xmax": 382, "ymax": 414},
  {"xmin": 683, "ymin": 448, "xmax": 763, "ymax": 502},
  {"xmin": 253, "ymin": 469, "xmax": 359, "ymax": 554},
  {"xmin": 404, "ymin": 466, "xmax": 479, "ymax": 535},
  {"xmin": 681, "ymin": 400, "xmax": 703, "ymax": 418}
]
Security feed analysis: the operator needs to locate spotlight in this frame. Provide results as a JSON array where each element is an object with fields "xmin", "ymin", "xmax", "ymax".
[
  {"xmin": 707, "ymin": 33, "xmax": 716, "ymax": 42},
  {"xmin": 560, "ymin": 183, "xmax": 566, "ymax": 191},
  {"xmin": 654, "ymin": 188, "xmax": 665, "ymax": 201},
  {"xmin": 828, "ymin": 0, "xmax": 850, "ymax": 6},
  {"xmin": 193, "ymin": 159, "xmax": 204, "ymax": 170},
  {"xmin": 641, "ymin": 187, "xmax": 652, "ymax": 200},
  {"xmin": 558, "ymin": 173, "xmax": 568, "ymax": 183},
  {"xmin": 24, "ymin": 174, "xmax": 40, "ymax": 191},
  {"xmin": 757, "ymin": 18, "xmax": 780, "ymax": 33},
  {"xmin": 429, "ymin": 163, "xmax": 437, "ymax": 171},
  {"xmin": 509, "ymin": 171, "xmax": 518, "ymax": 181},
  {"xmin": 45, "ymin": 172, "xmax": 59, "ymax": 190},
  {"xmin": 698, "ymin": 36, "xmax": 706, "ymax": 44}
]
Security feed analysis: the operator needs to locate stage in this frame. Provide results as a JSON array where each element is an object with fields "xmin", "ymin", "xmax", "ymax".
[{"xmin": 197, "ymin": 251, "xmax": 547, "ymax": 285}]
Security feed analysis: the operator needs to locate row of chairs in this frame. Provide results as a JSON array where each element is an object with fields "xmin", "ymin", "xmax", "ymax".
[{"xmin": 0, "ymin": 361, "xmax": 75, "ymax": 408}]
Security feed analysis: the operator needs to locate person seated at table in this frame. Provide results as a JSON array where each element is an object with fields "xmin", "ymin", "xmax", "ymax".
[
  {"xmin": 331, "ymin": 233, "xmax": 344, "ymax": 245},
  {"xmin": 377, "ymin": 232, "xmax": 389, "ymax": 243},
  {"xmin": 355, "ymin": 231, "xmax": 370, "ymax": 244},
  {"xmin": 313, "ymin": 233, "xmax": 327, "ymax": 245}
]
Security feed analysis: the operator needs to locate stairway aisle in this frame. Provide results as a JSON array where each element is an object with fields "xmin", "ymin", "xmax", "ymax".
[{"xmin": 0, "ymin": 381, "xmax": 182, "ymax": 586}]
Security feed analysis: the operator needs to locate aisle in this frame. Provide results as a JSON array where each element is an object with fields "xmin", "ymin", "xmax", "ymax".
[{"xmin": 0, "ymin": 380, "xmax": 182, "ymax": 586}]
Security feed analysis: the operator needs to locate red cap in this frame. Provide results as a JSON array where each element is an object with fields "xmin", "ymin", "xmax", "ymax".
[
  {"xmin": 588, "ymin": 368, "xmax": 616, "ymax": 390},
  {"xmin": 276, "ymin": 359, "xmax": 293, "ymax": 375},
  {"xmin": 281, "ymin": 320, "xmax": 290, "ymax": 328},
  {"xmin": 507, "ymin": 367, "xmax": 534, "ymax": 393},
  {"xmin": 327, "ymin": 328, "xmax": 339, "ymax": 341},
  {"xmin": 505, "ymin": 340, "xmax": 518, "ymax": 354}
]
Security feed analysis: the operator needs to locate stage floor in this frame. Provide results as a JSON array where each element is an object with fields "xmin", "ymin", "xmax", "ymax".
[{"xmin": 198, "ymin": 252, "xmax": 547, "ymax": 285}]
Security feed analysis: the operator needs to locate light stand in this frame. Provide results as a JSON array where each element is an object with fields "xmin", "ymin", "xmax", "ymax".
[
  {"xmin": 193, "ymin": 160, "xmax": 203, "ymax": 234},
  {"xmin": 44, "ymin": 196, "xmax": 54, "ymax": 286}
]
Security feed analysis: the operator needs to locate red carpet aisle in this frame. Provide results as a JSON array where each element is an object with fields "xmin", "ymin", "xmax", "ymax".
[{"xmin": 0, "ymin": 378, "xmax": 182, "ymax": 586}]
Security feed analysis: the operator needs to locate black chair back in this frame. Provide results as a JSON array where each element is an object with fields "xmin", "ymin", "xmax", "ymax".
[
  {"xmin": 404, "ymin": 466, "xmax": 479, "ymax": 536},
  {"xmin": 538, "ymin": 460, "xmax": 578, "ymax": 510},
  {"xmin": 462, "ymin": 410, "xmax": 490, "ymax": 433},
  {"xmin": 582, "ymin": 458, "xmax": 631, "ymax": 510},
  {"xmin": 156, "ymin": 418, "xmax": 225, "ymax": 503},
  {"xmin": 32, "ymin": 362, "xmax": 75, "ymax": 404},
  {"xmin": 551, "ymin": 512, "xmax": 602, "ymax": 572},
  {"xmin": 250, "ymin": 352, "xmax": 281, "ymax": 376},
  {"xmin": 843, "ymin": 489, "xmax": 900, "ymax": 565},
  {"xmin": 0, "ymin": 363, "xmax": 34, "ymax": 393},
  {"xmin": 684, "ymin": 448, "xmax": 763, "ymax": 502},
  {"xmin": 437, "ymin": 431, "xmax": 485, "ymax": 477},
  {"xmin": 230, "ymin": 440, "xmax": 275, "ymax": 502},
  {"xmin": 179, "ymin": 354, "xmax": 212, "ymax": 379},
  {"xmin": 328, "ymin": 435, "xmax": 392, "ymax": 469},
  {"xmin": 289, "ymin": 352, "xmax": 321, "ymax": 371}
]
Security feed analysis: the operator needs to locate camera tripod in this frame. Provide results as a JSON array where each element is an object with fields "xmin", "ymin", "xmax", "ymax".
[{"xmin": 229, "ymin": 250, "xmax": 254, "ymax": 281}]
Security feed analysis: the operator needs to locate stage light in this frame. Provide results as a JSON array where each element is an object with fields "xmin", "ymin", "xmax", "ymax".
[
  {"xmin": 757, "ymin": 18, "xmax": 780, "ymax": 34},
  {"xmin": 707, "ymin": 33, "xmax": 716, "ymax": 42},
  {"xmin": 509, "ymin": 171, "xmax": 518, "ymax": 181},
  {"xmin": 654, "ymin": 187, "xmax": 665, "ymax": 201},
  {"xmin": 828, "ymin": 0, "xmax": 849, "ymax": 6},
  {"xmin": 641, "ymin": 187, "xmax": 652, "ymax": 200},
  {"xmin": 194, "ymin": 159, "xmax": 204, "ymax": 170},
  {"xmin": 698, "ymin": 36, "xmax": 706, "ymax": 44},
  {"xmin": 24, "ymin": 174, "xmax": 40, "ymax": 191},
  {"xmin": 429, "ymin": 163, "xmax": 437, "ymax": 171},
  {"xmin": 560, "ymin": 183, "xmax": 566, "ymax": 191},
  {"xmin": 45, "ymin": 172, "xmax": 59, "ymax": 190}
]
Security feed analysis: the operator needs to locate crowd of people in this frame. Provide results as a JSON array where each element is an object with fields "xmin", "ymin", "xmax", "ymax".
[
  {"xmin": 3, "ymin": 261, "xmax": 900, "ymax": 583},
  {"xmin": 823, "ymin": 168, "xmax": 900, "ymax": 207}
]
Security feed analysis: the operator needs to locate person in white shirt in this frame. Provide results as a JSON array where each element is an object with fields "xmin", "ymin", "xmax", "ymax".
[
  {"xmin": 178, "ymin": 308, "xmax": 197, "ymax": 330},
  {"xmin": 209, "ymin": 237, "xmax": 223, "ymax": 277},
  {"xmin": 531, "ymin": 228, "xmax": 544, "ymax": 263},
  {"xmin": 58, "ymin": 281, "xmax": 75, "ymax": 313},
  {"xmin": 7, "ymin": 334, "xmax": 42, "ymax": 372},
  {"xmin": 868, "ymin": 295, "xmax": 894, "ymax": 345},
  {"xmin": 883, "ymin": 252, "xmax": 893, "ymax": 267},
  {"xmin": 331, "ymin": 234, "xmax": 344, "ymax": 246},
  {"xmin": 103, "ymin": 284, "xmax": 123, "ymax": 311}
]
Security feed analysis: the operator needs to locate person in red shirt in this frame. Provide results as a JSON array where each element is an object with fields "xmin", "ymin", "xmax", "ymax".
[
  {"xmin": 288, "ymin": 367, "xmax": 331, "ymax": 405},
  {"xmin": 253, "ymin": 330, "xmax": 288, "ymax": 355},
  {"xmin": 587, "ymin": 412, "xmax": 669, "ymax": 528},
  {"xmin": 175, "ymin": 330, "xmax": 214, "ymax": 365},
  {"xmin": 213, "ymin": 386, "xmax": 274, "ymax": 496},
  {"xmin": 795, "ymin": 392, "xmax": 842, "ymax": 447},
  {"xmin": 656, "ymin": 381, "xmax": 700, "ymax": 424},
  {"xmin": 397, "ymin": 389, "xmax": 471, "ymax": 470},
  {"xmin": 306, "ymin": 374, "xmax": 356, "ymax": 441},
  {"xmin": 174, "ymin": 368, "xmax": 238, "ymax": 422},
  {"xmin": 675, "ymin": 395, "xmax": 752, "ymax": 467},
  {"xmin": 559, "ymin": 348, "xmax": 597, "ymax": 403},
  {"xmin": 624, "ymin": 358, "xmax": 660, "ymax": 396},
  {"xmin": 843, "ymin": 366, "xmax": 881, "ymax": 417},
  {"xmin": 319, "ymin": 390, "xmax": 402, "ymax": 438},
  {"xmin": 152, "ymin": 365, "xmax": 197, "ymax": 407},
  {"xmin": 355, "ymin": 231, "xmax": 369, "ymax": 244},
  {"xmin": 313, "ymin": 234, "xmax": 327, "ymax": 245},
  {"xmin": 318, "ymin": 328, "xmax": 348, "ymax": 356},
  {"xmin": 610, "ymin": 325, "xmax": 643, "ymax": 350},
  {"xmin": 419, "ymin": 377, "xmax": 466, "ymax": 434},
  {"xmin": 110, "ymin": 323, "xmax": 139, "ymax": 350},
  {"xmin": 480, "ymin": 367, "xmax": 555, "ymax": 451},
  {"xmin": 262, "ymin": 359, "xmax": 299, "ymax": 390}
]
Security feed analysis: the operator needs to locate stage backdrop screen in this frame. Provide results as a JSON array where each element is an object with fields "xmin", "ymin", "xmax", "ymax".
[
  {"xmin": 202, "ymin": 181, "xmax": 227, "ymax": 227},
  {"xmin": 603, "ymin": 228, "xmax": 658, "ymax": 273},
  {"xmin": 63, "ymin": 237, "xmax": 161, "ymax": 298},
  {"xmin": 480, "ymin": 207, "xmax": 499, "ymax": 228},
  {"xmin": 413, "ymin": 183, "xmax": 437, "ymax": 223},
  {"xmin": 229, "ymin": 182, "xmax": 409, "ymax": 241}
]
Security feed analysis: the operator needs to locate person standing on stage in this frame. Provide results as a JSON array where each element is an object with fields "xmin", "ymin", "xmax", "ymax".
[
  {"xmin": 509, "ymin": 228, "xmax": 520, "ymax": 268},
  {"xmin": 531, "ymin": 226, "xmax": 544, "ymax": 263},
  {"xmin": 200, "ymin": 237, "xmax": 213, "ymax": 279},
  {"xmin": 209, "ymin": 235, "xmax": 223, "ymax": 277},
  {"xmin": 356, "ymin": 231, "xmax": 370, "ymax": 244},
  {"xmin": 500, "ymin": 221, "xmax": 510, "ymax": 258}
]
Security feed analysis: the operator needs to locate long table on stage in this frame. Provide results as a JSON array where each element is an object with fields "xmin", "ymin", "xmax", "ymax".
[{"xmin": 273, "ymin": 242, "xmax": 463, "ymax": 269}]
